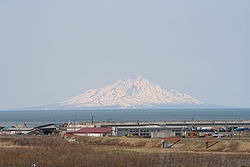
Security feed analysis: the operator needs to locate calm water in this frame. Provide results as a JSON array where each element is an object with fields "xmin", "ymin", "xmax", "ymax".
[{"xmin": 0, "ymin": 108, "xmax": 249, "ymax": 126}]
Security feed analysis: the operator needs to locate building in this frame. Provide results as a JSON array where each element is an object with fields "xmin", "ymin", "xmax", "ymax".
[
  {"xmin": 151, "ymin": 130, "xmax": 176, "ymax": 138},
  {"xmin": 112, "ymin": 125, "xmax": 185, "ymax": 138},
  {"xmin": 0, "ymin": 127, "xmax": 32, "ymax": 135},
  {"xmin": 33, "ymin": 123, "xmax": 59, "ymax": 135},
  {"xmin": 74, "ymin": 127, "xmax": 112, "ymax": 137},
  {"xmin": 66, "ymin": 124, "xmax": 95, "ymax": 132}
]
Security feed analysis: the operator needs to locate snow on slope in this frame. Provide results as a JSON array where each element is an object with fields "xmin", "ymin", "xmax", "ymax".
[{"xmin": 58, "ymin": 76, "xmax": 204, "ymax": 109}]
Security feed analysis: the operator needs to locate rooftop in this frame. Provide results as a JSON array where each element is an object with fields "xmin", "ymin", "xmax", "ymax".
[{"xmin": 74, "ymin": 127, "xmax": 112, "ymax": 134}]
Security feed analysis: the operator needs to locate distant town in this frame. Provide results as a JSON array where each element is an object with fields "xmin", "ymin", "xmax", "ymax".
[{"xmin": 1, "ymin": 120, "xmax": 250, "ymax": 141}]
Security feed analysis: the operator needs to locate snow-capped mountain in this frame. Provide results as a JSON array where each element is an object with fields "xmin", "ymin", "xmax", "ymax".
[{"xmin": 56, "ymin": 76, "xmax": 204, "ymax": 109}]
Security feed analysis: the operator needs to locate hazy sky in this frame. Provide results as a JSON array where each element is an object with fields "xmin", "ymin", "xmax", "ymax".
[{"xmin": 0, "ymin": 0, "xmax": 249, "ymax": 109}]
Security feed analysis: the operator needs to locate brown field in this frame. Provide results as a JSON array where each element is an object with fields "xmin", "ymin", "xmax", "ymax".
[
  {"xmin": 0, "ymin": 136, "xmax": 250, "ymax": 167},
  {"xmin": 75, "ymin": 136, "xmax": 250, "ymax": 152}
]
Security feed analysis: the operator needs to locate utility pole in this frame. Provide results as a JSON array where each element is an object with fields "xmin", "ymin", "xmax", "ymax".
[
  {"xmin": 213, "ymin": 121, "xmax": 216, "ymax": 131},
  {"xmin": 91, "ymin": 116, "xmax": 94, "ymax": 125},
  {"xmin": 74, "ymin": 119, "xmax": 76, "ymax": 132},
  {"xmin": 191, "ymin": 116, "xmax": 194, "ymax": 130},
  {"xmin": 182, "ymin": 120, "xmax": 186, "ymax": 137}
]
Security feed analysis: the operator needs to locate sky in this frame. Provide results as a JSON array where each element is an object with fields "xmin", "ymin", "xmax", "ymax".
[{"xmin": 0, "ymin": 0, "xmax": 249, "ymax": 109}]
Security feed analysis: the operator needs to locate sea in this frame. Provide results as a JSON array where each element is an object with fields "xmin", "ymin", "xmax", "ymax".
[{"xmin": 0, "ymin": 108, "xmax": 250, "ymax": 126}]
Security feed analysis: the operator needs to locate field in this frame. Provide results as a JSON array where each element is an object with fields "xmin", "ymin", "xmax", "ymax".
[{"xmin": 0, "ymin": 136, "xmax": 250, "ymax": 167}]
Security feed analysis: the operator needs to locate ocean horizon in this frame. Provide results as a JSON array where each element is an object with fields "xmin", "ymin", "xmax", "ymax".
[{"xmin": 0, "ymin": 108, "xmax": 249, "ymax": 126}]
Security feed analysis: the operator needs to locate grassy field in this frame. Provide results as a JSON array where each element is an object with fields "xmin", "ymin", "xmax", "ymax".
[
  {"xmin": 75, "ymin": 136, "xmax": 250, "ymax": 152},
  {"xmin": 0, "ymin": 136, "xmax": 250, "ymax": 167}
]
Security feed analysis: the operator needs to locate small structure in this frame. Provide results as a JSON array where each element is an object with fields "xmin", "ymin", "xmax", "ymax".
[
  {"xmin": 33, "ymin": 123, "xmax": 59, "ymax": 135},
  {"xmin": 185, "ymin": 131, "xmax": 199, "ymax": 138},
  {"xmin": 162, "ymin": 137, "xmax": 182, "ymax": 148},
  {"xmin": 151, "ymin": 130, "xmax": 176, "ymax": 138},
  {"xmin": 212, "ymin": 133, "xmax": 224, "ymax": 138},
  {"xmin": 198, "ymin": 132, "xmax": 213, "ymax": 138},
  {"xmin": 74, "ymin": 127, "xmax": 112, "ymax": 137},
  {"xmin": 66, "ymin": 124, "xmax": 95, "ymax": 132},
  {"xmin": 205, "ymin": 140, "xmax": 219, "ymax": 148},
  {"xmin": 0, "ymin": 127, "xmax": 32, "ymax": 135}
]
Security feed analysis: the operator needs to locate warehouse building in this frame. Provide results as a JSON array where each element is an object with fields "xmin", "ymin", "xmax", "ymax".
[{"xmin": 112, "ymin": 125, "xmax": 185, "ymax": 138}]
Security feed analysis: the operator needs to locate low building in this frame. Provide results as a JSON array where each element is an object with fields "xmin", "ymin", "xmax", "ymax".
[
  {"xmin": 185, "ymin": 131, "xmax": 214, "ymax": 138},
  {"xmin": 66, "ymin": 124, "xmax": 95, "ymax": 132},
  {"xmin": 0, "ymin": 128, "xmax": 33, "ymax": 135},
  {"xmin": 33, "ymin": 123, "xmax": 59, "ymax": 135},
  {"xmin": 185, "ymin": 131, "xmax": 199, "ymax": 138},
  {"xmin": 112, "ymin": 125, "xmax": 185, "ymax": 138},
  {"xmin": 74, "ymin": 127, "xmax": 112, "ymax": 137},
  {"xmin": 151, "ymin": 130, "xmax": 176, "ymax": 138}
]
